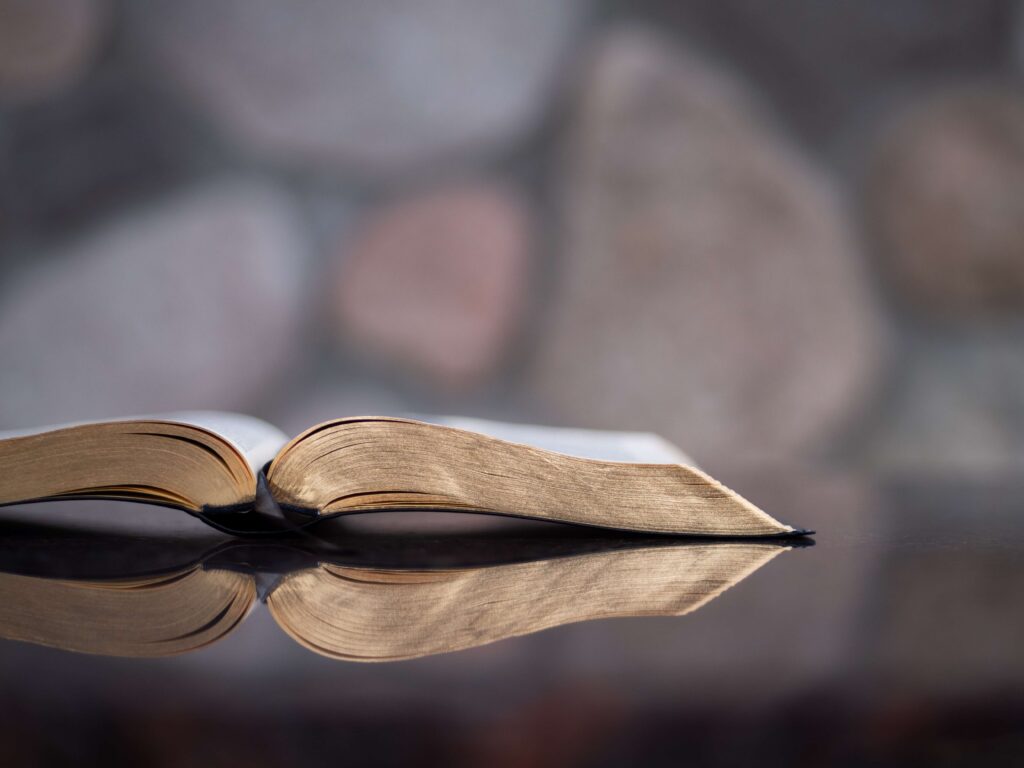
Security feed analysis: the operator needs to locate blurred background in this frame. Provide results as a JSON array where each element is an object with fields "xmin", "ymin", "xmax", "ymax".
[
  {"xmin": 1, "ymin": 0, "xmax": 1024, "ymax": 473},
  {"xmin": 3, "ymin": 5, "xmax": 1024, "ymax": 765}
]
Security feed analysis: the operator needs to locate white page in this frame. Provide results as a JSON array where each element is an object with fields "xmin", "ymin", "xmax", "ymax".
[
  {"xmin": 411, "ymin": 415, "xmax": 695, "ymax": 466},
  {"xmin": 1, "ymin": 412, "xmax": 691, "ymax": 469},
  {"xmin": 163, "ymin": 412, "xmax": 289, "ymax": 470}
]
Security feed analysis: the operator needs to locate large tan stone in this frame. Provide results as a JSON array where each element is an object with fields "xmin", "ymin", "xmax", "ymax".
[{"xmin": 531, "ymin": 29, "xmax": 880, "ymax": 461}]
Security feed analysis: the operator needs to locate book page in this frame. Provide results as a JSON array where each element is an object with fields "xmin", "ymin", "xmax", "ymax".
[
  {"xmin": 0, "ymin": 412, "xmax": 288, "ymax": 473},
  {"xmin": 164, "ymin": 412, "xmax": 289, "ymax": 471},
  {"xmin": 412, "ymin": 415, "xmax": 695, "ymax": 466}
]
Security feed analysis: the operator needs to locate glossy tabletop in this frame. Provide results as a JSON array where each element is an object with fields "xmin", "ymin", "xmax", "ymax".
[{"xmin": 0, "ymin": 470, "xmax": 1021, "ymax": 767}]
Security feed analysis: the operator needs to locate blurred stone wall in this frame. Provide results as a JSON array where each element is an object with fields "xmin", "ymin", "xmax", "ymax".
[{"xmin": 0, "ymin": 0, "xmax": 1022, "ymax": 472}]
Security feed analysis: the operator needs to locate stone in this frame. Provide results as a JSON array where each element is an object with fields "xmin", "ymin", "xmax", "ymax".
[
  {"xmin": 640, "ymin": 1, "xmax": 1007, "ymax": 144},
  {"xmin": 0, "ymin": 179, "xmax": 308, "ymax": 429},
  {"xmin": 864, "ymin": 86, "xmax": 1024, "ymax": 316},
  {"xmin": 862, "ymin": 335, "xmax": 1024, "ymax": 472},
  {"xmin": 333, "ymin": 184, "xmax": 531, "ymax": 390},
  {"xmin": 1017, "ymin": 6, "xmax": 1024, "ymax": 73},
  {"xmin": 129, "ymin": 0, "xmax": 585, "ymax": 177},
  {"xmin": 0, "ymin": 0, "xmax": 109, "ymax": 103},
  {"xmin": 530, "ymin": 29, "xmax": 880, "ymax": 461},
  {"xmin": 0, "ymin": 70, "xmax": 205, "ymax": 237}
]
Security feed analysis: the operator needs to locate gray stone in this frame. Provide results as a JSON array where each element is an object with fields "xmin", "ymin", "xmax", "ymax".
[
  {"xmin": 130, "ymin": 0, "xmax": 585, "ymax": 177},
  {"xmin": 864, "ymin": 335, "xmax": 1024, "ymax": 472},
  {"xmin": 530, "ymin": 29, "xmax": 881, "ymax": 461},
  {"xmin": 0, "ymin": 70, "xmax": 206, "ymax": 237},
  {"xmin": 864, "ymin": 86, "xmax": 1024, "ymax": 316},
  {"xmin": 0, "ymin": 179, "xmax": 308, "ymax": 429},
  {"xmin": 333, "ymin": 183, "xmax": 532, "ymax": 390},
  {"xmin": 0, "ymin": 0, "xmax": 109, "ymax": 103}
]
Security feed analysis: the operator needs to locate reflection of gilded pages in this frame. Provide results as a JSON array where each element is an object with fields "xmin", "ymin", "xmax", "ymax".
[
  {"xmin": 0, "ymin": 568, "xmax": 254, "ymax": 657},
  {"xmin": 0, "ymin": 542, "xmax": 788, "ymax": 661}
]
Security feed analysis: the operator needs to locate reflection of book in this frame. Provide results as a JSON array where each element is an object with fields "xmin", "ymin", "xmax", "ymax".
[
  {"xmin": 0, "ymin": 524, "xmax": 797, "ymax": 661},
  {"xmin": 0, "ymin": 567, "xmax": 254, "ymax": 658},
  {"xmin": 269, "ymin": 543, "xmax": 788, "ymax": 662},
  {"xmin": 0, "ymin": 413, "xmax": 804, "ymax": 536}
]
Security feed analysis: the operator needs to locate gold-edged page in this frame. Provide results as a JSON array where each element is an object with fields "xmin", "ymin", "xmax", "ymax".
[
  {"xmin": 0, "ymin": 412, "xmax": 284, "ymax": 512},
  {"xmin": 0, "ymin": 412, "xmax": 288, "ymax": 476},
  {"xmin": 268, "ymin": 416, "xmax": 794, "ymax": 536},
  {"xmin": 411, "ymin": 415, "xmax": 695, "ymax": 465}
]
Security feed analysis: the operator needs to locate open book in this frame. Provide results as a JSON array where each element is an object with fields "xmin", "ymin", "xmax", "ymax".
[
  {"xmin": 0, "ymin": 412, "xmax": 805, "ymax": 537},
  {"xmin": 0, "ymin": 523, "xmax": 795, "ymax": 661}
]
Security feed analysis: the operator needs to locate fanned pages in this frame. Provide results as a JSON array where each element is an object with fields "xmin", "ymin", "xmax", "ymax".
[
  {"xmin": 267, "ymin": 417, "xmax": 792, "ymax": 536},
  {"xmin": 0, "ymin": 412, "xmax": 801, "ymax": 536},
  {"xmin": 0, "ymin": 413, "xmax": 287, "ymax": 512}
]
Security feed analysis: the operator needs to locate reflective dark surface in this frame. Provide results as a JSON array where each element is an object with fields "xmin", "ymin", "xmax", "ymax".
[{"xmin": 0, "ymin": 471, "xmax": 1022, "ymax": 766}]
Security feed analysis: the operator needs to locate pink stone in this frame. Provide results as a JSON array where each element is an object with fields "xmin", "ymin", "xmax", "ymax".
[{"xmin": 333, "ymin": 184, "xmax": 532, "ymax": 390}]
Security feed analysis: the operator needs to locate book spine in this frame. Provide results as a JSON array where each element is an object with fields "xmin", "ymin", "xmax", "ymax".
[{"xmin": 198, "ymin": 469, "xmax": 318, "ymax": 536}]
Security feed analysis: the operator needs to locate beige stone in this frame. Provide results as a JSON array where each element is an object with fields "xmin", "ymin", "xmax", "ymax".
[{"xmin": 531, "ymin": 29, "xmax": 880, "ymax": 460}]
